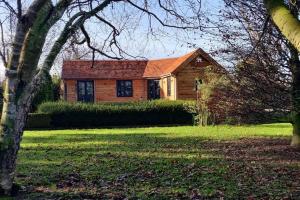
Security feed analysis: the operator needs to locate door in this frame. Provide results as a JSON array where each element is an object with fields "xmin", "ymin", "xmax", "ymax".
[
  {"xmin": 148, "ymin": 79, "xmax": 160, "ymax": 100},
  {"xmin": 77, "ymin": 80, "xmax": 94, "ymax": 102}
]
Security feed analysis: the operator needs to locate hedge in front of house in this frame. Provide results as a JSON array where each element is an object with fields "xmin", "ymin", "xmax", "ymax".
[
  {"xmin": 36, "ymin": 100, "xmax": 195, "ymax": 128},
  {"xmin": 26, "ymin": 113, "xmax": 52, "ymax": 129}
]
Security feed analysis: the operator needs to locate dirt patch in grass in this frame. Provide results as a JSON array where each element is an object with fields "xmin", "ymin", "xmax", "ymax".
[
  {"xmin": 206, "ymin": 138, "xmax": 300, "ymax": 199},
  {"xmin": 207, "ymin": 138, "xmax": 300, "ymax": 163}
]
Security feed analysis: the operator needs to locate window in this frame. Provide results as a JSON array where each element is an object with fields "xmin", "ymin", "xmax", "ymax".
[
  {"xmin": 148, "ymin": 79, "xmax": 160, "ymax": 100},
  {"xmin": 194, "ymin": 78, "xmax": 203, "ymax": 91},
  {"xmin": 167, "ymin": 77, "xmax": 171, "ymax": 96},
  {"xmin": 117, "ymin": 80, "xmax": 133, "ymax": 97},
  {"xmin": 77, "ymin": 80, "xmax": 94, "ymax": 102}
]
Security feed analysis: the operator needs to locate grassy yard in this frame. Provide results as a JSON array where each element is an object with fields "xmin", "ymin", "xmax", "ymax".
[{"xmin": 12, "ymin": 124, "xmax": 300, "ymax": 199}]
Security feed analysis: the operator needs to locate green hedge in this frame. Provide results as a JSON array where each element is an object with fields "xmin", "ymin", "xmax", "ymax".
[
  {"xmin": 34, "ymin": 100, "xmax": 194, "ymax": 128},
  {"xmin": 26, "ymin": 113, "xmax": 52, "ymax": 129}
]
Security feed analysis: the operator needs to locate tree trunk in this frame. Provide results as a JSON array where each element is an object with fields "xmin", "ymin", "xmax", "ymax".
[
  {"xmin": 264, "ymin": 0, "xmax": 300, "ymax": 52},
  {"xmin": 0, "ymin": 79, "xmax": 42, "ymax": 194},
  {"xmin": 0, "ymin": 74, "xmax": 22, "ymax": 194},
  {"xmin": 0, "ymin": 113, "xmax": 25, "ymax": 196},
  {"xmin": 290, "ymin": 45, "xmax": 300, "ymax": 148}
]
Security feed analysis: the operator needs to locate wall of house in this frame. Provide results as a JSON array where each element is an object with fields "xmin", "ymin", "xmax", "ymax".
[
  {"xmin": 160, "ymin": 76, "xmax": 176, "ymax": 100},
  {"xmin": 94, "ymin": 79, "xmax": 147, "ymax": 102},
  {"xmin": 176, "ymin": 60, "xmax": 209, "ymax": 100},
  {"xmin": 63, "ymin": 80, "xmax": 77, "ymax": 102},
  {"xmin": 61, "ymin": 57, "xmax": 216, "ymax": 102},
  {"xmin": 62, "ymin": 79, "xmax": 148, "ymax": 102}
]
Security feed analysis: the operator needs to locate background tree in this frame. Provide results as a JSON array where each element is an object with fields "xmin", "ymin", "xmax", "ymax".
[
  {"xmin": 215, "ymin": 0, "xmax": 299, "ymax": 143},
  {"xmin": 31, "ymin": 72, "xmax": 54, "ymax": 112}
]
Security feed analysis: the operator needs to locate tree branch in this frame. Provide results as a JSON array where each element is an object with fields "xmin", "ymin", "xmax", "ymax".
[
  {"xmin": 0, "ymin": 21, "xmax": 7, "ymax": 67},
  {"xmin": 127, "ymin": 0, "xmax": 200, "ymax": 30},
  {"xmin": 0, "ymin": 1, "xmax": 18, "ymax": 18}
]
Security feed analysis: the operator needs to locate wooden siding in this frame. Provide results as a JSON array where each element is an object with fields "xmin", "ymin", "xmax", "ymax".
[
  {"xmin": 160, "ymin": 76, "xmax": 176, "ymax": 100},
  {"xmin": 176, "ymin": 61, "xmax": 207, "ymax": 100},
  {"xmin": 95, "ymin": 79, "xmax": 147, "ymax": 102},
  {"xmin": 62, "ymin": 79, "xmax": 147, "ymax": 102},
  {"xmin": 63, "ymin": 80, "xmax": 77, "ymax": 102}
]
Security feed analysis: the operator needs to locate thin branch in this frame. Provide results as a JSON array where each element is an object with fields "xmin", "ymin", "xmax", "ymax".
[
  {"xmin": 0, "ymin": 0, "xmax": 18, "ymax": 18},
  {"xmin": 17, "ymin": 0, "xmax": 22, "ymax": 19},
  {"xmin": 80, "ymin": 25, "xmax": 121, "ymax": 67},
  {"xmin": 244, "ymin": 15, "xmax": 270, "ymax": 61},
  {"xmin": 127, "ymin": 0, "xmax": 200, "ymax": 30},
  {"xmin": 0, "ymin": 21, "xmax": 7, "ymax": 67}
]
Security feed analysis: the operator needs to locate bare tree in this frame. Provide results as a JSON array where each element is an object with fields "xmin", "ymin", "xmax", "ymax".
[
  {"xmin": 0, "ymin": 0, "xmax": 206, "ymax": 195},
  {"xmin": 217, "ymin": 0, "xmax": 300, "ymax": 146}
]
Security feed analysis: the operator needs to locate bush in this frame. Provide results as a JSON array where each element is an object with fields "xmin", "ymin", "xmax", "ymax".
[
  {"xmin": 26, "ymin": 113, "xmax": 52, "ymax": 129},
  {"xmin": 37, "ymin": 100, "xmax": 195, "ymax": 128}
]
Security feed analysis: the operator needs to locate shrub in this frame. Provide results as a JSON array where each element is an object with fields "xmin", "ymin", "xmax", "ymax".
[
  {"xmin": 26, "ymin": 113, "xmax": 52, "ymax": 129},
  {"xmin": 37, "ymin": 100, "xmax": 195, "ymax": 128}
]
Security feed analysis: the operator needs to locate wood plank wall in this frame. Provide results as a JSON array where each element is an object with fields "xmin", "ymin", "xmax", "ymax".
[{"xmin": 62, "ymin": 79, "xmax": 147, "ymax": 102}]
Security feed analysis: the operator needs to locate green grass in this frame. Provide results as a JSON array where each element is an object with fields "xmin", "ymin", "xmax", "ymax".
[{"xmin": 14, "ymin": 123, "xmax": 300, "ymax": 199}]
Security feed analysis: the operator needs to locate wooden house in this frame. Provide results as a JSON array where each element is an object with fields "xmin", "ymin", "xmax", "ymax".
[{"xmin": 61, "ymin": 48, "xmax": 226, "ymax": 102}]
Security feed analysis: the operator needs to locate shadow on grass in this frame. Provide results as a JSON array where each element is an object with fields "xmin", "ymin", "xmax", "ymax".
[{"xmin": 17, "ymin": 132, "xmax": 300, "ymax": 199}]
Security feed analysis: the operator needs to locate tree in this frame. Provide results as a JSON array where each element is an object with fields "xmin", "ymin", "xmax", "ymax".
[
  {"xmin": 220, "ymin": 0, "xmax": 292, "ymax": 120},
  {"xmin": 263, "ymin": 0, "xmax": 300, "ymax": 147},
  {"xmin": 219, "ymin": 0, "xmax": 299, "ymax": 146},
  {"xmin": 0, "ymin": 0, "xmax": 204, "ymax": 195},
  {"xmin": 264, "ymin": 0, "xmax": 300, "ymax": 52}
]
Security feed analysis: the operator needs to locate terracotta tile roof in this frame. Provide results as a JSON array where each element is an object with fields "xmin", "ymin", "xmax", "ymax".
[
  {"xmin": 62, "ymin": 60, "xmax": 148, "ymax": 79},
  {"xmin": 143, "ymin": 57, "xmax": 178, "ymax": 78},
  {"xmin": 61, "ymin": 48, "xmax": 220, "ymax": 79}
]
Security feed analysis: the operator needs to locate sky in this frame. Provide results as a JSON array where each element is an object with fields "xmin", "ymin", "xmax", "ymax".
[{"xmin": 0, "ymin": 0, "xmax": 226, "ymax": 80}]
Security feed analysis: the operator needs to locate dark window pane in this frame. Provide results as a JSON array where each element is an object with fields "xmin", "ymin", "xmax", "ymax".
[
  {"xmin": 117, "ymin": 80, "xmax": 133, "ymax": 97},
  {"xmin": 86, "ymin": 82, "xmax": 93, "ymax": 95},
  {"xmin": 148, "ymin": 79, "xmax": 160, "ymax": 100},
  {"xmin": 77, "ymin": 81, "xmax": 94, "ymax": 102},
  {"xmin": 78, "ymin": 82, "xmax": 85, "ymax": 96}
]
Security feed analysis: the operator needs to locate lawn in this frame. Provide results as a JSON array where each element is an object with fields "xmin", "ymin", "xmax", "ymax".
[{"xmin": 13, "ymin": 123, "xmax": 300, "ymax": 199}]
